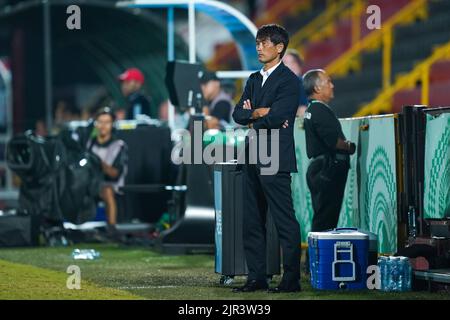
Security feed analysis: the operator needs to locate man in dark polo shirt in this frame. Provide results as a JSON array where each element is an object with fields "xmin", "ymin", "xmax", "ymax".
[
  {"xmin": 117, "ymin": 68, "xmax": 152, "ymax": 120},
  {"xmin": 303, "ymin": 69, "xmax": 356, "ymax": 232},
  {"xmin": 200, "ymin": 72, "xmax": 233, "ymax": 130}
]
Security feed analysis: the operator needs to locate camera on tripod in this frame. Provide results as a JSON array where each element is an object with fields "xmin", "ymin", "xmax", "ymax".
[{"xmin": 6, "ymin": 128, "xmax": 103, "ymax": 233}]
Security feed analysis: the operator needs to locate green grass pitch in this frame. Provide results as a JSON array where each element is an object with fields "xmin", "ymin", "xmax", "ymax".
[{"xmin": 0, "ymin": 244, "xmax": 448, "ymax": 300}]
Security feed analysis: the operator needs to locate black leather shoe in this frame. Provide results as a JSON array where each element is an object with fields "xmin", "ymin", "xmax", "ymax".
[
  {"xmin": 232, "ymin": 280, "xmax": 268, "ymax": 293},
  {"xmin": 268, "ymin": 284, "xmax": 301, "ymax": 293}
]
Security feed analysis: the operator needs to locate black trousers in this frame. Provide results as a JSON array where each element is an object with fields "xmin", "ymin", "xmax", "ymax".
[
  {"xmin": 306, "ymin": 157, "xmax": 349, "ymax": 232},
  {"xmin": 242, "ymin": 164, "xmax": 301, "ymax": 285}
]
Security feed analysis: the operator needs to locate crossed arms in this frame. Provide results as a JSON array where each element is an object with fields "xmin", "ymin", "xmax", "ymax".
[{"xmin": 232, "ymin": 76, "xmax": 297, "ymax": 130}]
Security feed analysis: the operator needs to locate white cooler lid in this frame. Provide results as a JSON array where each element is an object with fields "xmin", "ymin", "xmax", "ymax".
[{"xmin": 308, "ymin": 230, "xmax": 369, "ymax": 240}]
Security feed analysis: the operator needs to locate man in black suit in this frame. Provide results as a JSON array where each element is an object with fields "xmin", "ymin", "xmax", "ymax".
[{"xmin": 232, "ymin": 24, "xmax": 301, "ymax": 293}]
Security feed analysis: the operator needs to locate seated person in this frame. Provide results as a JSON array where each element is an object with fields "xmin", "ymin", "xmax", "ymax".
[
  {"xmin": 200, "ymin": 72, "xmax": 234, "ymax": 130},
  {"xmin": 87, "ymin": 107, "xmax": 128, "ymax": 238}
]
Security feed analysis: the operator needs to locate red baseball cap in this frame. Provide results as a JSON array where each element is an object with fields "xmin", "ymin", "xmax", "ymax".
[{"xmin": 118, "ymin": 68, "xmax": 145, "ymax": 84}]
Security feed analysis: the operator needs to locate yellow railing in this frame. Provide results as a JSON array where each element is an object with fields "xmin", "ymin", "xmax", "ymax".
[
  {"xmin": 326, "ymin": 0, "xmax": 428, "ymax": 89},
  {"xmin": 290, "ymin": 0, "xmax": 361, "ymax": 51},
  {"xmin": 355, "ymin": 41, "xmax": 450, "ymax": 116},
  {"xmin": 257, "ymin": 0, "xmax": 312, "ymax": 27}
]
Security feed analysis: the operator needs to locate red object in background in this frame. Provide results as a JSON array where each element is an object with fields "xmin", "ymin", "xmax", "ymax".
[
  {"xmin": 429, "ymin": 60, "xmax": 450, "ymax": 83},
  {"xmin": 118, "ymin": 68, "xmax": 145, "ymax": 85},
  {"xmin": 305, "ymin": 0, "xmax": 410, "ymax": 70},
  {"xmin": 409, "ymin": 256, "xmax": 430, "ymax": 270},
  {"xmin": 392, "ymin": 60, "xmax": 450, "ymax": 113},
  {"xmin": 392, "ymin": 81, "xmax": 450, "ymax": 113},
  {"xmin": 392, "ymin": 88, "xmax": 421, "ymax": 113}
]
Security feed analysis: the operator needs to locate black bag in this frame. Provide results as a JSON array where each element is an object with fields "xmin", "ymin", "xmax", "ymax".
[
  {"xmin": 59, "ymin": 151, "xmax": 102, "ymax": 224},
  {"xmin": 6, "ymin": 130, "xmax": 103, "ymax": 224},
  {"xmin": 0, "ymin": 214, "xmax": 39, "ymax": 247}
]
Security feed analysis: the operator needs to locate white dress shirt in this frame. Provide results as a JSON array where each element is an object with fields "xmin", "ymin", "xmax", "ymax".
[{"xmin": 260, "ymin": 61, "xmax": 282, "ymax": 87}]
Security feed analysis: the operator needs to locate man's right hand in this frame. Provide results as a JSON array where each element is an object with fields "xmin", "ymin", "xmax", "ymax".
[
  {"xmin": 251, "ymin": 107, "xmax": 270, "ymax": 119},
  {"xmin": 336, "ymin": 138, "xmax": 356, "ymax": 155},
  {"xmin": 348, "ymin": 142, "xmax": 356, "ymax": 155}
]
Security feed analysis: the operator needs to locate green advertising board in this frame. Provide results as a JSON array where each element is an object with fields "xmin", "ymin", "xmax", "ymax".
[
  {"xmin": 291, "ymin": 119, "xmax": 314, "ymax": 243},
  {"xmin": 358, "ymin": 117, "xmax": 398, "ymax": 254},
  {"xmin": 292, "ymin": 116, "xmax": 399, "ymax": 253},
  {"xmin": 337, "ymin": 119, "xmax": 361, "ymax": 228},
  {"xmin": 423, "ymin": 113, "xmax": 450, "ymax": 219}
]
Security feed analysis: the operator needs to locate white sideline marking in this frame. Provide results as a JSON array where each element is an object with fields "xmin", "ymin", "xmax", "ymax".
[{"xmin": 118, "ymin": 285, "xmax": 179, "ymax": 290}]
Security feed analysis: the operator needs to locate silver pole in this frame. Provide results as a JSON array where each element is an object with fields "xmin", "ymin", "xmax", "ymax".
[
  {"xmin": 168, "ymin": 6, "xmax": 175, "ymax": 61},
  {"xmin": 43, "ymin": 0, "xmax": 53, "ymax": 131},
  {"xmin": 0, "ymin": 60, "xmax": 13, "ymax": 191},
  {"xmin": 167, "ymin": 6, "xmax": 175, "ymax": 129},
  {"xmin": 188, "ymin": 0, "xmax": 195, "ymax": 63}
]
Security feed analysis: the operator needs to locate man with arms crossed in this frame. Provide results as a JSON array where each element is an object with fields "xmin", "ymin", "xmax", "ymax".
[{"xmin": 232, "ymin": 24, "xmax": 301, "ymax": 293}]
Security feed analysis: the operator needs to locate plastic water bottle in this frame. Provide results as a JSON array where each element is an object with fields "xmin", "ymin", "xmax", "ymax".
[
  {"xmin": 397, "ymin": 257, "xmax": 404, "ymax": 291},
  {"xmin": 400, "ymin": 256, "xmax": 412, "ymax": 291},
  {"xmin": 395, "ymin": 257, "xmax": 403, "ymax": 291},
  {"xmin": 378, "ymin": 256, "xmax": 389, "ymax": 291},
  {"xmin": 379, "ymin": 256, "xmax": 413, "ymax": 292},
  {"xmin": 72, "ymin": 249, "xmax": 101, "ymax": 260},
  {"xmin": 406, "ymin": 258, "xmax": 412, "ymax": 290},
  {"xmin": 388, "ymin": 257, "xmax": 400, "ymax": 291},
  {"xmin": 385, "ymin": 257, "xmax": 390, "ymax": 291}
]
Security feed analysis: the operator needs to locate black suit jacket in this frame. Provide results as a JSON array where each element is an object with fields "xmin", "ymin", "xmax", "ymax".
[{"xmin": 232, "ymin": 62, "xmax": 300, "ymax": 173}]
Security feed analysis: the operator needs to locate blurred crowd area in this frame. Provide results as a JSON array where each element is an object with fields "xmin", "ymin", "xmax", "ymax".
[{"xmin": 0, "ymin": 0, "xmax": 449, "ymax": 135}]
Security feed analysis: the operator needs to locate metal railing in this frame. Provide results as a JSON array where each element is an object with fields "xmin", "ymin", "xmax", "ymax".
[
  {"xmin": 290, "ymin": 0, "xmax": 360, "ymax": 51},
  {"xmin": 326, "ymin": 0, "xmax": 428, "ymax": 90},
  {"xmin": 257, "ymin": 0, "xmax": 312, "ymax": 27},
  {"xmin": 355, "ymin": 41, "xmax": 450, "ymax": 116}
]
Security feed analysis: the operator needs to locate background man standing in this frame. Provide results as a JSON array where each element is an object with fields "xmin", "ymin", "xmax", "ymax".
[
  {"xmin": 232, "ymin": 24, "xmax": 301, "ymax": 293},
  {"xmin": 117, "ymin": 67, "xmax": 152, "ymax": 120},
  {"xmin": 200, "ymin": 72, "xmax": 234, "ymax": 130},
  {"xmin": 302, "ymin": 69, "xmax": 356, "ymax": 233},
  {"xmin": 282, "ymin": 49, "xmax": 308, "ymax": 118}
]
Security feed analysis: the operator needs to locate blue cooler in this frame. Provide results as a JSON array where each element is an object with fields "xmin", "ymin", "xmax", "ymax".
[{"xmin": 308, "ymin": 228, "xmax": 369, "ymax": 290}]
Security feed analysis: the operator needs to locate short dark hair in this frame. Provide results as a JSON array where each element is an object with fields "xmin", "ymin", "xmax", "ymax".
[
  {"xmin": 95, "ymin": 106, "xmax": 116, "ymax": 122},
  {"xmin": 199, "ymin": 71, "xmax": 219, "ymax": 85},
  {"xmin": 302, "ymin": 69, "xmax": 325, "ymax": 97},
  {"xmin": 256, "ymin": 24, "xmax": 289, "ymax": 58},
  {"xmin": 285, "ymin": 48, "xmax": 304, "ymax": 67}
]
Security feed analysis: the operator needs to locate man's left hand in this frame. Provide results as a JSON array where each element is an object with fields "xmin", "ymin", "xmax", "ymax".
[{"xmin": 243, "ymin": 99, "xmax": 252, "ymax": 110}]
